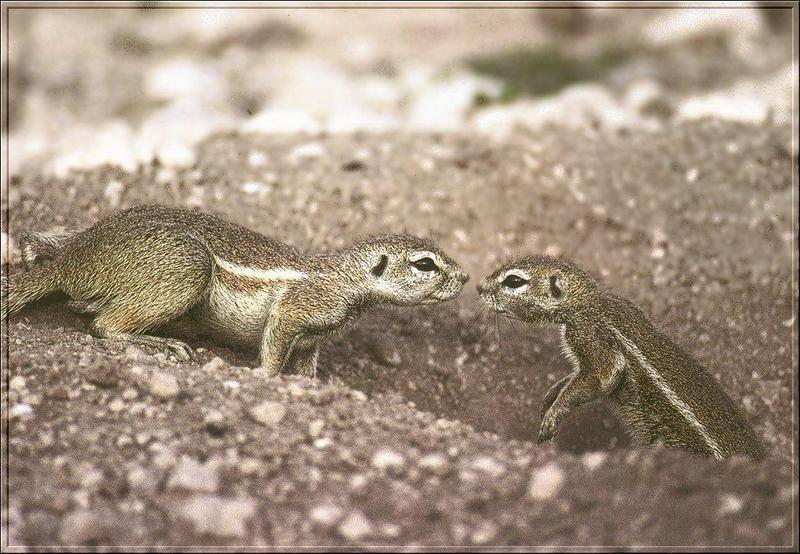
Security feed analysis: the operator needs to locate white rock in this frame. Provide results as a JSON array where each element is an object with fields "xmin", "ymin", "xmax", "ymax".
[
  {"xmin": 247, "ymin": 150, "xmax": 269, "ymax": 167},
  {"xmin": 157, "ymin": 141, "xmax": 197, "ymax": 169},
  {"xmin": 9, "ymin": 376, "xmax": 26, "ymax": 391},
  {"xmin": 418, "ymin": 453, "xmax": 449, "ymax": 476},
  {"xmin": 309, "ymin": 503, "xmax": 344, "ymax": 527},
  {"xmin": 410, "ymin": 73, "xmax": 502, "ymax": 131},
  {"xmin": 718, "ymin": 493, "xmax": 744, "ymax": 516},
  {"xmin": 528, "ymin": 462, "xmax": 565, "ymax": 500},
  {"xmin": 107, "ymin": 398, "xmax": 126, "ymax": 413},
  {"xmin": 249, "ymin": 400, "xmax": 286, "ymax": 426},
  {"xmin": 180, "ymin": 494, "xmax": 257, "ymax": 538},
  {"xmin": 308, "ymin": 419, "xmax": 325, "ymax": 438},
  {"xmin": 470, "ymin": 456, "xmax": 506, "ymax": 478},
  {"xmin": 167, "ymin": 456, "xmax": 219, "ymax": 493},
  {"xmin": 242, "ymin": 108, "xmax": 322, "ymax": 135},
  {"xmin": 288, "ymin": 142, "xmax": 325, "ymax": 163},
  {"xmin": 202, "ymin": 356, "xmax": 227, "ymax": 373},
  {"xmin": 337, "ymin": 510, "xmax": 373, "ymax": 541},
  {"xmin": 314, "ymin": 437, "xmax": 333, "ymax": 449},
  {"xmin": 581, "ymin": 451, "xmax": 607, "ymax": 471},
  {"xmin": 127, "ymin": 466, "xmax": 159, "ymax": 494},
  {"xmin": 240, "ymin": 181, "xmax": 269, "ymax": 195},
  {"xmin": 146, "ymin": 58, "xmax": 227, "ymax": 102},
  {"xmin": 678, "ymin": 93, "xmax": 769, "ymax": 124},
  {"xmin": 470, "ymin": 520, "xmax": 498, "ymax": 544},
  {"xmin": 371, "ymin": 448, "xmax": 405, "ymax": 474},
  {"xmin": 149, "ymin": 371, "xmax": 180, "ymax": 399},
  {"xmin": 10, "ymin": 403, "xmax": 33, "ymax": 419},
  {"xmin": 103, "ymin": 180, "xmax": 126, "ymax": 208}
]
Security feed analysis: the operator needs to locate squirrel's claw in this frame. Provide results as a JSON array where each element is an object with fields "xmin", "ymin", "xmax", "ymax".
[{"xmin": 538, "ymin": 408, "xmax": 560, "ymax": 444}]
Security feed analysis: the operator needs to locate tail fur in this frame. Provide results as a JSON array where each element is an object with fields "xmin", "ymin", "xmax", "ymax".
[{"xmin": 2, "ymin": 267, "xmax": 59, "ymax": 319}]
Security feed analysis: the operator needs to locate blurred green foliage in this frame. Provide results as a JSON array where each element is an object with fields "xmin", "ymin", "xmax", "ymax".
[{"xmin": 467, "ymin": 44, "xmax": 632, "ymax": 102}]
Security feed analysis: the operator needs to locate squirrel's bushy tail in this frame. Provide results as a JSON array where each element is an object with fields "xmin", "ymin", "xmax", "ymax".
[{"xmin": 2, "ymin": 268, "xmax": 59, "ymax": 319}]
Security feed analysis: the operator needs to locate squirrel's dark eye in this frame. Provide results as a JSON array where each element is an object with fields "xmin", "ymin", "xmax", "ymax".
[
  {"xmin": 501, "ymin": 274, "xmax": 528, "ymax": 288},
  {"xmin": 411, "ymin": 257, "xmax": 437, "ymax": 272},
  {"xmin": 549, "ymin": 275, "xmax": 563, "ymax": 298}
]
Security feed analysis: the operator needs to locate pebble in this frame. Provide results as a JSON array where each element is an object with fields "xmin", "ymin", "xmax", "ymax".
[
  {"xmin": 314, "ymin": 437, "xmax": 333, "ymax": 449},
  {"xmin": 581, "ymin": 451, "xmax": 607, "ymax": 471},
  {"xmin": 124, "ymin": 345, "xmax": 151, "ymax": 361},
  {"xmin": 371, "ymin": 448, "xmax": 406, "ymax": 475},
  {"xmin": 201, "ymin": 356, "xmax": 227, "ymax": 373},
  {"xmin": 10, "ymin": 403, "xmax": 33, "ymax": 419},
  {"xmin": 350, "ymin": 390, "xmax": 368, "ymax": 402},
  {"xmin": 149, "ymin": 371, "xmax": 180, "ymax": 399},
  {"xmin": 470, "ymin": 520, "xmax": 498, "ymax": 544},
  {"xmin": 127, "ymin": 466, "xmax": 159, "ymax": 495},
  {"xmin": 122, "ymin": 387, "xmax": 139, "ymax": 401},
  {"xmin": 167, "ymin": 456, "xmax": 219, "ymax": 493},
  {"xmin": 84, "ymin": 365, "xmax": 119, "ymax": 388},
  {"xmin": 9, "ymin": 375, "xmax": 26, "ymax": 391},
  {"xmin": 418, "ymin": 453, "xmax": 450, "ymax": 476},
  {"xmin": 204, "ymin": 410, "xmax": 228, "ymax": 435},
  {"xmin": 718, "ymin": 493, "xmax": 744, "ymax": 515},
  {"xmin": 307, "ymin": 419, "xmax": 325, "ymax": 438},
  {"xmin": 249, "ymin": 400, "xmax": 286, "ymax": 426},
  {"xmin": 528, "ymin": 462, "xmax": 565, "ymax": 500},
  {"xmin": 59, "ymin": 509, "xmax": 108, "ymax": 545},
  {"xmin": 180, "ymin": 494, "xmax": 257, "ymax": 538},
  {"xmin": 238, "ymin": 458, "xmax": 263, "ymax": 475},
  {"xmin": 309, "ymin": 503, "xmax": 344, "ymax": 527},
  {"xmin": 287, "ymin": 382, "xmax": 305, "ymax": 396},
  {"xmin": 371, "ymin": 341, "xmax": 402, "ymax": 367},
  {"xmin": 337, "ymin": 510, "xmax": 373, "ymax": 541},
  {"xmin": 107, "ymin": 398, "xmax": 126, "ymax": 413},
  {"xmin": 103, "ymin": 179, "xmax": 125, "ymax": 208},
  {"xmin": 470, "ymin": 456, "xmax": 506, "ymax": 478}
]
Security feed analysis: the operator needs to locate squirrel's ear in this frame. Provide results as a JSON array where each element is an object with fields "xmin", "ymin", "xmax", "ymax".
[
  {"xmin": 370, "ymin": 254, "xmax": 389, "ymax": 277},
  {"xmin": 549, "ymin": 273, "xmax": 564, "ymax": 299}
]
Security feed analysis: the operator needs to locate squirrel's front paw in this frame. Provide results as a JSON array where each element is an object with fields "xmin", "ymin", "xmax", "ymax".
[{"xmin": 537, "ymin": 408, "xmax": 561, "ymax": 444}]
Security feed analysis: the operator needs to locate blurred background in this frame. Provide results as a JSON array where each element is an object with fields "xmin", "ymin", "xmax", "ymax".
[{"xmin": 4, "ymin": 3, "xmax": 796, "ymax": 176}]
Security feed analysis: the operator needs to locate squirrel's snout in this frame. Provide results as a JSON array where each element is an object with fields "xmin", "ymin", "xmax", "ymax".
[
  {"xmin": 459, "ymin": 273, "xmax": 470, "ymax": 284},
  {"xmin": 477, "ymin": 281, "xmax": 487, "ymax": 295}
]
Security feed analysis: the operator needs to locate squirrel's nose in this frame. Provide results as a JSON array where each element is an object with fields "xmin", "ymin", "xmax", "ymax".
[
  {"xmin": 459, "ymin": 273, "xmax": 470, "ymax": 284},
  {"xmin": 477, "ymin": 281, "xmax": 486, "ymax": 294}
]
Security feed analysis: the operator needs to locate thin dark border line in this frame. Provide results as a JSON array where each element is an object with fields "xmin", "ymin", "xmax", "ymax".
[{"xmin": 1, "ymin": 1, "xmax": 798, "ymax": 551}]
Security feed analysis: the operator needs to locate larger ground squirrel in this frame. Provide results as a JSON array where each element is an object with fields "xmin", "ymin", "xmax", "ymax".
[
  {"xmin": 478, "ymin": 256, "xmax": 766, "ymax": 460},
  {"xmin": 4, "ymin": 205, "xmax": 469, "ymax": 377}
]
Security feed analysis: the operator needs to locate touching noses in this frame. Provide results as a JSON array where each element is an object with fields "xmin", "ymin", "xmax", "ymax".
[
  {"xmin": 477, "ymin": 281, "xmax": 487, "ymax": 295},
  {"xmin": 459, "ymin": 272, "xmax": 470, "ymax": 284}
]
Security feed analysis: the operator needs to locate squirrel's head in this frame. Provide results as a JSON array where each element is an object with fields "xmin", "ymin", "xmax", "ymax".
[
  {"xmin": 352, "ymin": 235, "xmax": 468, "ymax": 306},
  {"xmin": 477, "ymin": 256, "xmax": 597, "ymax": 324}
]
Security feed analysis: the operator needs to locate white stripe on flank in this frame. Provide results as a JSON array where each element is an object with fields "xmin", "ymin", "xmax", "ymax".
[
  {"xmin": 610, "ymin": 325, "xmax": 725, "ymax": 460},
  {"xmin": 214, "ymin": 256, "xmax": 307, "ymax": 281}
]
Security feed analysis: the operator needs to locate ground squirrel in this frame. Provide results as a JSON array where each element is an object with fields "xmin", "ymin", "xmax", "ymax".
[
  {"xmin": 3, "ymin": 205, "xmax": 469, "ymax": 377},
  {"xmin": 478, "ymin": 256, "xmax": 767, "ymax": 460}
]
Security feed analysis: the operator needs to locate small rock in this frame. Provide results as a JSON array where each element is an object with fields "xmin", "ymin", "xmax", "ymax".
[
  {"xmin": 314, "ymin": 437, "xmax": 333, "ymax": 449},
  {"xmin": 238, "ymin": 458, "xmax": 263, "ymax": 476},
  {"xmin": 371, "ymin": 448, "xmax": 405, "ymax": 475},
  {"xmin": 84, "ymin": 365, "xmax": 119, "ymax": 388},
  {"xmin": 180, "ymin": 494, "xmax": 257, "ymax": 538},
  {"xmin": 204, "ymin": 410, "xmax": 228, "ymax": 436},
  {"xmin": 418, "ymin": 453, "xmax": 450, "ymax": 476},
  {"xmin": 240, "ymin": 181, "xmax": 268, "ymax": 195},
  {"xmin": 287, "ymin": 382, "xmax": 305, "ymax": 397},
  {"xmin": 470, "ymin": 456, "xmax": 506, "ymax": 478},
  {"xmin": 249, "ymin": 400, "xmax": 286, "ymax": 426},
  {"xmin": 337, "ymin": 510, "xmax": 373, "ymax": 541},
  {"xmin": 718, "ymin": 493, "xmax": 744, "ymax": 516},
  {"xmin": 528, "ymin": 462, "xmax": 564, "ymax": 500},
  {"xmin": 127, "ymin": 466, "xmax": 159, "ymax": 495},
  {"xmin": 124, "ymin": 345, "xmax": 151, "ymax": 361},
  {"xmin": 167, "ymin": 456, "xmax": 219, "ymax": 493},
  {"xmin": 107, "ymin": 398, "xmax": 126, "ymax": 413},
  {"xmin": 122, "ymin": 387, "xmax": 139, "ymax": 401},
  {"xmin": 308, "ymin": 419, "xmax": 325, "ymax": 439},
  {"xmin": 10, "ymin": 403, "xmax": 33, "ymax": 419},
  {"xmin": 103, "ymin": 180, "xmax": 125, "ymax": 208},
  {"xmin": 59, "ymin": 509, "xmax": 108, "ymax": 545},
  {"xmin": 247, "ymin": 151, "xmax": 268, "ymax": 167},
  {"xmin": 371, "ymin": 341, "xmax": 402, "ymax": 367},
  {"xmin": 351, "ymin": 390, "xmax": 368, "ymax": 402},
  {"xmin": 309, "ymin": 503, "xmax": 344, "ymax": 527},
  {"xmin": 470, "ymin": 520, "xmax": 498, "ymax": 544},
  {"xmin": 581, "ymin": 451, "xmax": 607, "ymax": 471},
  {"xmin": 149, "ymin": 371, "xmax": 179, "ymax": 399},
  {"xmin": 202, "ymin": 356, "xmax": 227, "ymax": 373},
  {"xmin": 9, "ymin": 375, "xmax": 26, "ymax": 391}
]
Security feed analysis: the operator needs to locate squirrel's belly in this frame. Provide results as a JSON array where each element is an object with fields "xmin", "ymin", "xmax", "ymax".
[{"xmin": 195, "ymin": 279, "xmax": 282, "ymax": 346}]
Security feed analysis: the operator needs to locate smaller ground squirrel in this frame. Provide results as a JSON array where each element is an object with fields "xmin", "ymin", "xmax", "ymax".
[
  {"xmin": 478, "ymin": 256, "xmax": 767, "ymax": 460},
  {"xmin": 3, "ymin": 205, "xmax": 469, "ymax": 378}
]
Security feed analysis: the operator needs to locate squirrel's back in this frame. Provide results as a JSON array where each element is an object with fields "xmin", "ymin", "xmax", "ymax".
[{"xmin": 600, "ymin": 293, "xmax": 766, "ymax": 459}]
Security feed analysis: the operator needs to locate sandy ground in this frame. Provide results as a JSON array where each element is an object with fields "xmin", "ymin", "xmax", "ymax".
[{"xmin": 2, "ymin": 120, "xmax": 797, "ymax": 547}]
